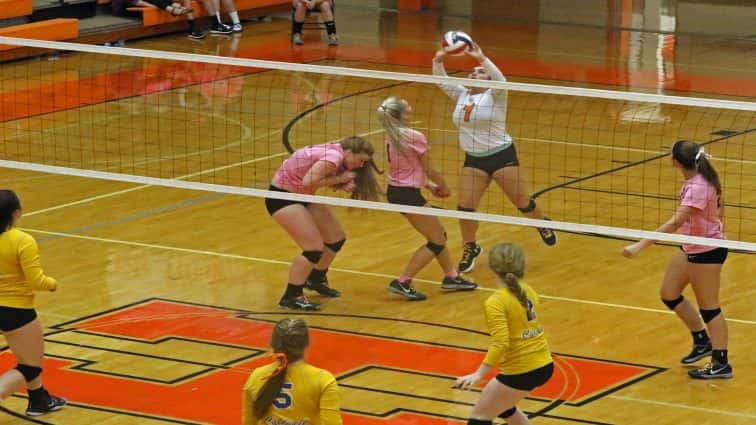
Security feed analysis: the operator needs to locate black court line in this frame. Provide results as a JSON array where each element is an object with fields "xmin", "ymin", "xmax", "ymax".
[
  {"xmin": 337, "ymin": 364, "xmax": 552, "ymax": 403},
  {"xmin": 8, "ymin": 394, "xmax": 200, "ymax": 425},
  {"xmin": 533, "ymin": 127, "xmax": 756, "ymax": 199},
  {"xmin": 558, "ymin": 186, "xmax": 756, "ymax": 211},
  {"xmin": 341, "ymin": 406, "xmax": 613, "ymax": 425},
  {"xmin": 0, "ymin": 404, "xmax": 53, "ymax": 425},
  {"xmin": 282, "ymin": 70, "xmax": 464, "ymax": 153}
]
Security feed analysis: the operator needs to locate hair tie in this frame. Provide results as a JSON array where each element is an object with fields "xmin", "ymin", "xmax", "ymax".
[
  {"xmin": 695, "ymin": 147, "xmax": 711, "ymax": 162},
  {"xmin": 266, "ymin": 353, "xmax": 288, "ymax": 380}
]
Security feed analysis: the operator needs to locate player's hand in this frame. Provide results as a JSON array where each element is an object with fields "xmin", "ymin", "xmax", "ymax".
[
  {"xmin": 335, "ymin": 171, "xmax": 357, "ymax": 184},
  {"xmin": 341, "ymin": 180, "xmax": 356, "ymax": 193},
  {"xmin": 305, "ymin": 0, "xmax": 316, "ymax": 9},
  {"xmin": 622, "ymin": 243, "xmax": 642, "ymax": 258},
  {"xmin": 465, "ymin": 42, "xmax": 485, "ymax": 62},
  {"xmin": 453, "ymin": 372, "xmax": 483, "ymax": 390},
  {"xmin": 433, "ymin": 184, "xmax": 451, "ymax": 198},
  {"xmin": 433, "ymin": 49, "xmax": 447, "ymax": 62}
]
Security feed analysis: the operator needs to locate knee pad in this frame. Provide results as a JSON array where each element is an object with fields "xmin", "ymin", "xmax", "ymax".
[
  {"xmin": 458, "ymin": 206, "xmax": 476, "ymax": 212},
  {"xmin": 518, "ymin": 199, "xmax": 536, "ymax": 213},
  {"xmin": 499, "ymin": 407, "xmax": 517, "ymax": 419},
  {"xmin": 425, "ymin": 241, "xmax": 445, "ymax": 256},
  {"xmin": 662, "ymin": 295, "xmax": 684, "ymax": 310},
  {"xmin": 302, "ymin": 250, "xmax": 323, "ymax": 264},
  {"xmin": 467, "ymin": 420, "xmax": 493, "ymax": 425},
  {"xmin": 15, "ymin": 364, "xmax": 41, "ymax": 382},
  {"xmin": 324, "ymin": 238, "xmax": 346, "ymax": 253},
  {"xmin": 700, "ymin": 308, "xmax": 722, "ymax": 323}
]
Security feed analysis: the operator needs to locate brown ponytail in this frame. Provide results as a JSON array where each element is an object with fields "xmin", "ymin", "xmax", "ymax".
[
  {"xmin": 672, "ymin": 140, "xmax": 722, "ymax": 194},
  {"xmin": 253, "ymin": 318, "xmax": 310, "ymax": 419},
  {"xmin": 489, "ymin": 243, "xmax": 534, "ymax": 320},
  {"xmin": 340, "ymin": 136, "xmax": 383, "ymax": 201}
]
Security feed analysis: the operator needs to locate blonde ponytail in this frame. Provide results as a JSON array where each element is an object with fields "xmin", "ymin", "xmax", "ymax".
[{"xmin": 377, "ymin": 97, "xmax": 411, "ymax": 156}]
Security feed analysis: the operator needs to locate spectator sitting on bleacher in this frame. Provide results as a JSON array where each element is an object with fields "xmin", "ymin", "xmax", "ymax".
[
  {"xmin": 184, "ymin": 0, "xmax": 241, "ymax": 39},
  {"xmin": 111, "ymin": 0, "xmax": 191, "ymax": 17},
  {"xmin": 292, "ymin": 0, "xmax": 337, "ymax": 46}
]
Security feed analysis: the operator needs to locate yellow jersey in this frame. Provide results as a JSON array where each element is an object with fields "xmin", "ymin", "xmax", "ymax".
[
  {"xmin": 0, "ymin": 228, "xmax": 57, "ymax": 308},
  {"xmin": 483, "ymin": 283, "xmax": 552, "ymax": 375},
  {"xmin": 242, "ymin": 361, "xmax": 342, "ymax": 425}
]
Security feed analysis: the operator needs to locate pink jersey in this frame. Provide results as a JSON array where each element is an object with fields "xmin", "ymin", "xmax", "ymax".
[
  {"xmin": 678, "ymin": 173, "xmax": 725, "ymax": 253},
  {"xmin": 386, "ymin": 129, "xmax": 429, "ymax": 188},
  {"xmin": 272, "ymin": 143, "xmax": 345, "ymax": 194}
]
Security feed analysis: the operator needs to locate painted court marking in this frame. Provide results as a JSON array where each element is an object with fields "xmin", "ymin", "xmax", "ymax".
[
  {"xmin": 609, "ymin": 395, "xmax": 756, "ymax": 420},
  {"xmin": 417, "ymin": 128, "xmax": 756, "ymax": 166},
  {"xmin": 21, "ymin": 227, "xmax": 756, "ymax": 327}
]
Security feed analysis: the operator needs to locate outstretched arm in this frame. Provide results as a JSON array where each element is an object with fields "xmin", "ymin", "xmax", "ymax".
[
  {"xmin": 432, "ymin": 49, "xmax": 467, "ymax": 100},
  {"xmin": 622, "ymin": 205, "xmax": 695, "ymax": 257},
  {"xmin": 465, "ymin": 43, "xmax": 507, "ymax": 102}
]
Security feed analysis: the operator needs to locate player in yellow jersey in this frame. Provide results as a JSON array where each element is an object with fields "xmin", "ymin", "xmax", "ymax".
[
  {"xmin": 242, "ymin": 318, "xmax": 341, "ymax": 425},
  {"xmin": 454, "ymin": 243, "xmax": 553, "ymax": 425},
  {"xmin": 0, "ymin": 190, "xmax": 66, "ymax": 417}
]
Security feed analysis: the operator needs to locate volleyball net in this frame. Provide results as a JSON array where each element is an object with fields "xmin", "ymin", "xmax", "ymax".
[{"xmin": 1, "ymin": 36, "xmax": 755, "ymax": 252}]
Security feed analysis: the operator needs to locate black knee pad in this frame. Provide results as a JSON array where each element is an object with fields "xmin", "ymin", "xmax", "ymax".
[
  {"xmin": 518, "ymin": 198, "xmax": 536, "ymax": 213},
  {"xmin": 302, "ymin": 250, "xmax": 323, "ymax": 264},
  {"xmin": 324, "ymin": 238, "xmax": 346, "ymax": 253},
  {"xmin": 499, "ymin": 407, "xmax": 517, "ymax": 419},
  {"xmin": 700, "ymin": 308, "xmax": 722, "ymax": 323},
  {"xmin": 458, "ymin": 206, "xmax": 476, "ymax": 212},
  {"xmin": 467, "ymin": 420, "xmax": 493, "ymax": 425},
  {"xmin": 662, "ymin": 295, "xmax": 684, "ymax": 310},
  {"xmin": 15, "ymin": 364, "xmax": 41, "ymax": 382},
  {"xmin": 425, "ymin": 241, "xmax": 445, "ymax": 256}
]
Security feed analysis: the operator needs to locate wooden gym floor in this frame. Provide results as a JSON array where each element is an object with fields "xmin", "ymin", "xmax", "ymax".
[{"xmin": 0, "ymin": 5, "xmax": 754, "ymax": 424}]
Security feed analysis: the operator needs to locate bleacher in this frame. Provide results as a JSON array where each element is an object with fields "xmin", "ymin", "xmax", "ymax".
[{"xmin": 0, "ymin": 0, "xmax": 290, "ymax": 54}]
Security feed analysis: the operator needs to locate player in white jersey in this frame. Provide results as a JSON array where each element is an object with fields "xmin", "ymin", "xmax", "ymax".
[{"xmin": 432, "ymin": 43, "xmax": 557, "ymax": 273}]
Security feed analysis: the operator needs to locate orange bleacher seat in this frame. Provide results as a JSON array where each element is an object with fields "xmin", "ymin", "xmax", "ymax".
[
  {"xmin": 0, "ymin": 19, "xmax": 79, "ymax": 51},
  {"xmin": 129, "ymin": 0, "xmax": 289, "ymax": 26},
  {"xmin": 0, "ymin": 0, "xmax": 33, "ymax": 19}
]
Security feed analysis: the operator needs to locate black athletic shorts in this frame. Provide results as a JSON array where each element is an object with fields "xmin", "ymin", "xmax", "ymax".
[
  {"xmin": 387, "ymin": 185, "xmax": 427, "ymax": 207},
  {"xmin": 265, "ymin": 185, "xmax": 309, "ymax": 216},
  {"xmin": 684, "ymin": 247, "xmax": 728, "ymax": 264},
  {"xmin": 0, "ymin": 307, "xmax": 37, "ymax": 332},
  {"xmin": 463, "ymin": 144, "xmax": 519, "ymax": 176},
  {"xmin": 495, "ymin": 362, "xmax": 554, "ymax": 391}
]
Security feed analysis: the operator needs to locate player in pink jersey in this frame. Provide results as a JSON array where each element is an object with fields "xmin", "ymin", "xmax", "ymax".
[
  {"xmin": 377, "ymin": 97, "xmax": 477, "ymax": 301},
  {"xmin": 266, "ymin": 136, "xmax": 381, "ymax": 311},
  {"xmin": 622, "ymin": 140, "xmax": 731, "ymax": 379}
]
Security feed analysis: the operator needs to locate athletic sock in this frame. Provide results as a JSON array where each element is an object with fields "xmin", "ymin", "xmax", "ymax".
[
  {"xmin": 229, "ymin": 11, "xmax": 240, "ymax": 24},
  {"xmin": 712, "ymin": 349, "xmax": 728, "ymax": 365},
  {"xmin": 283, "ymin": 283, "xmax": 304, "ymax": 299},
  {"xmin": 325, "ymin": 20, "xmax": 336, "ymax": 35},
  {"xmin": 692, "ymin": 329, "xmax": 710, "ymax": 345},
  {"xmin": 308, "ymin": 268, "xmax": 327, "ymax": 283},
  {"xmin": 292, "ymin": 20, "xmax": 304, "ymax": 34},
  {"xmin": 445, "ymin": 269, "xmax": 459, "ymax": 279}
]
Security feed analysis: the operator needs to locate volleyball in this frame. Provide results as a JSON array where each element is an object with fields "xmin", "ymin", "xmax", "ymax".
[{"xmin": 442, "ymin": 31, "xmax": 473, "ymax": 56}]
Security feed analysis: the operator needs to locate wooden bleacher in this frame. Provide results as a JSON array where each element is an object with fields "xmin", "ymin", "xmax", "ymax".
[
  {"xmin": 127, "ymin": 0, "xmax": 289, "ymax": 27},
  {"xmin": 0, "ymin": 0, "xmax": 33, "ymax": 20},
  {"xmin": 0, "ymin": 18, "xmax": 79, "ymax": 50}
]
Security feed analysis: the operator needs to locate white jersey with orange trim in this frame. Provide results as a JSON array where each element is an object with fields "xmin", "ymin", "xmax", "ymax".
[{"xmin": 432, "ymin": 58, "xmax": 513, "ymax": 155}]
